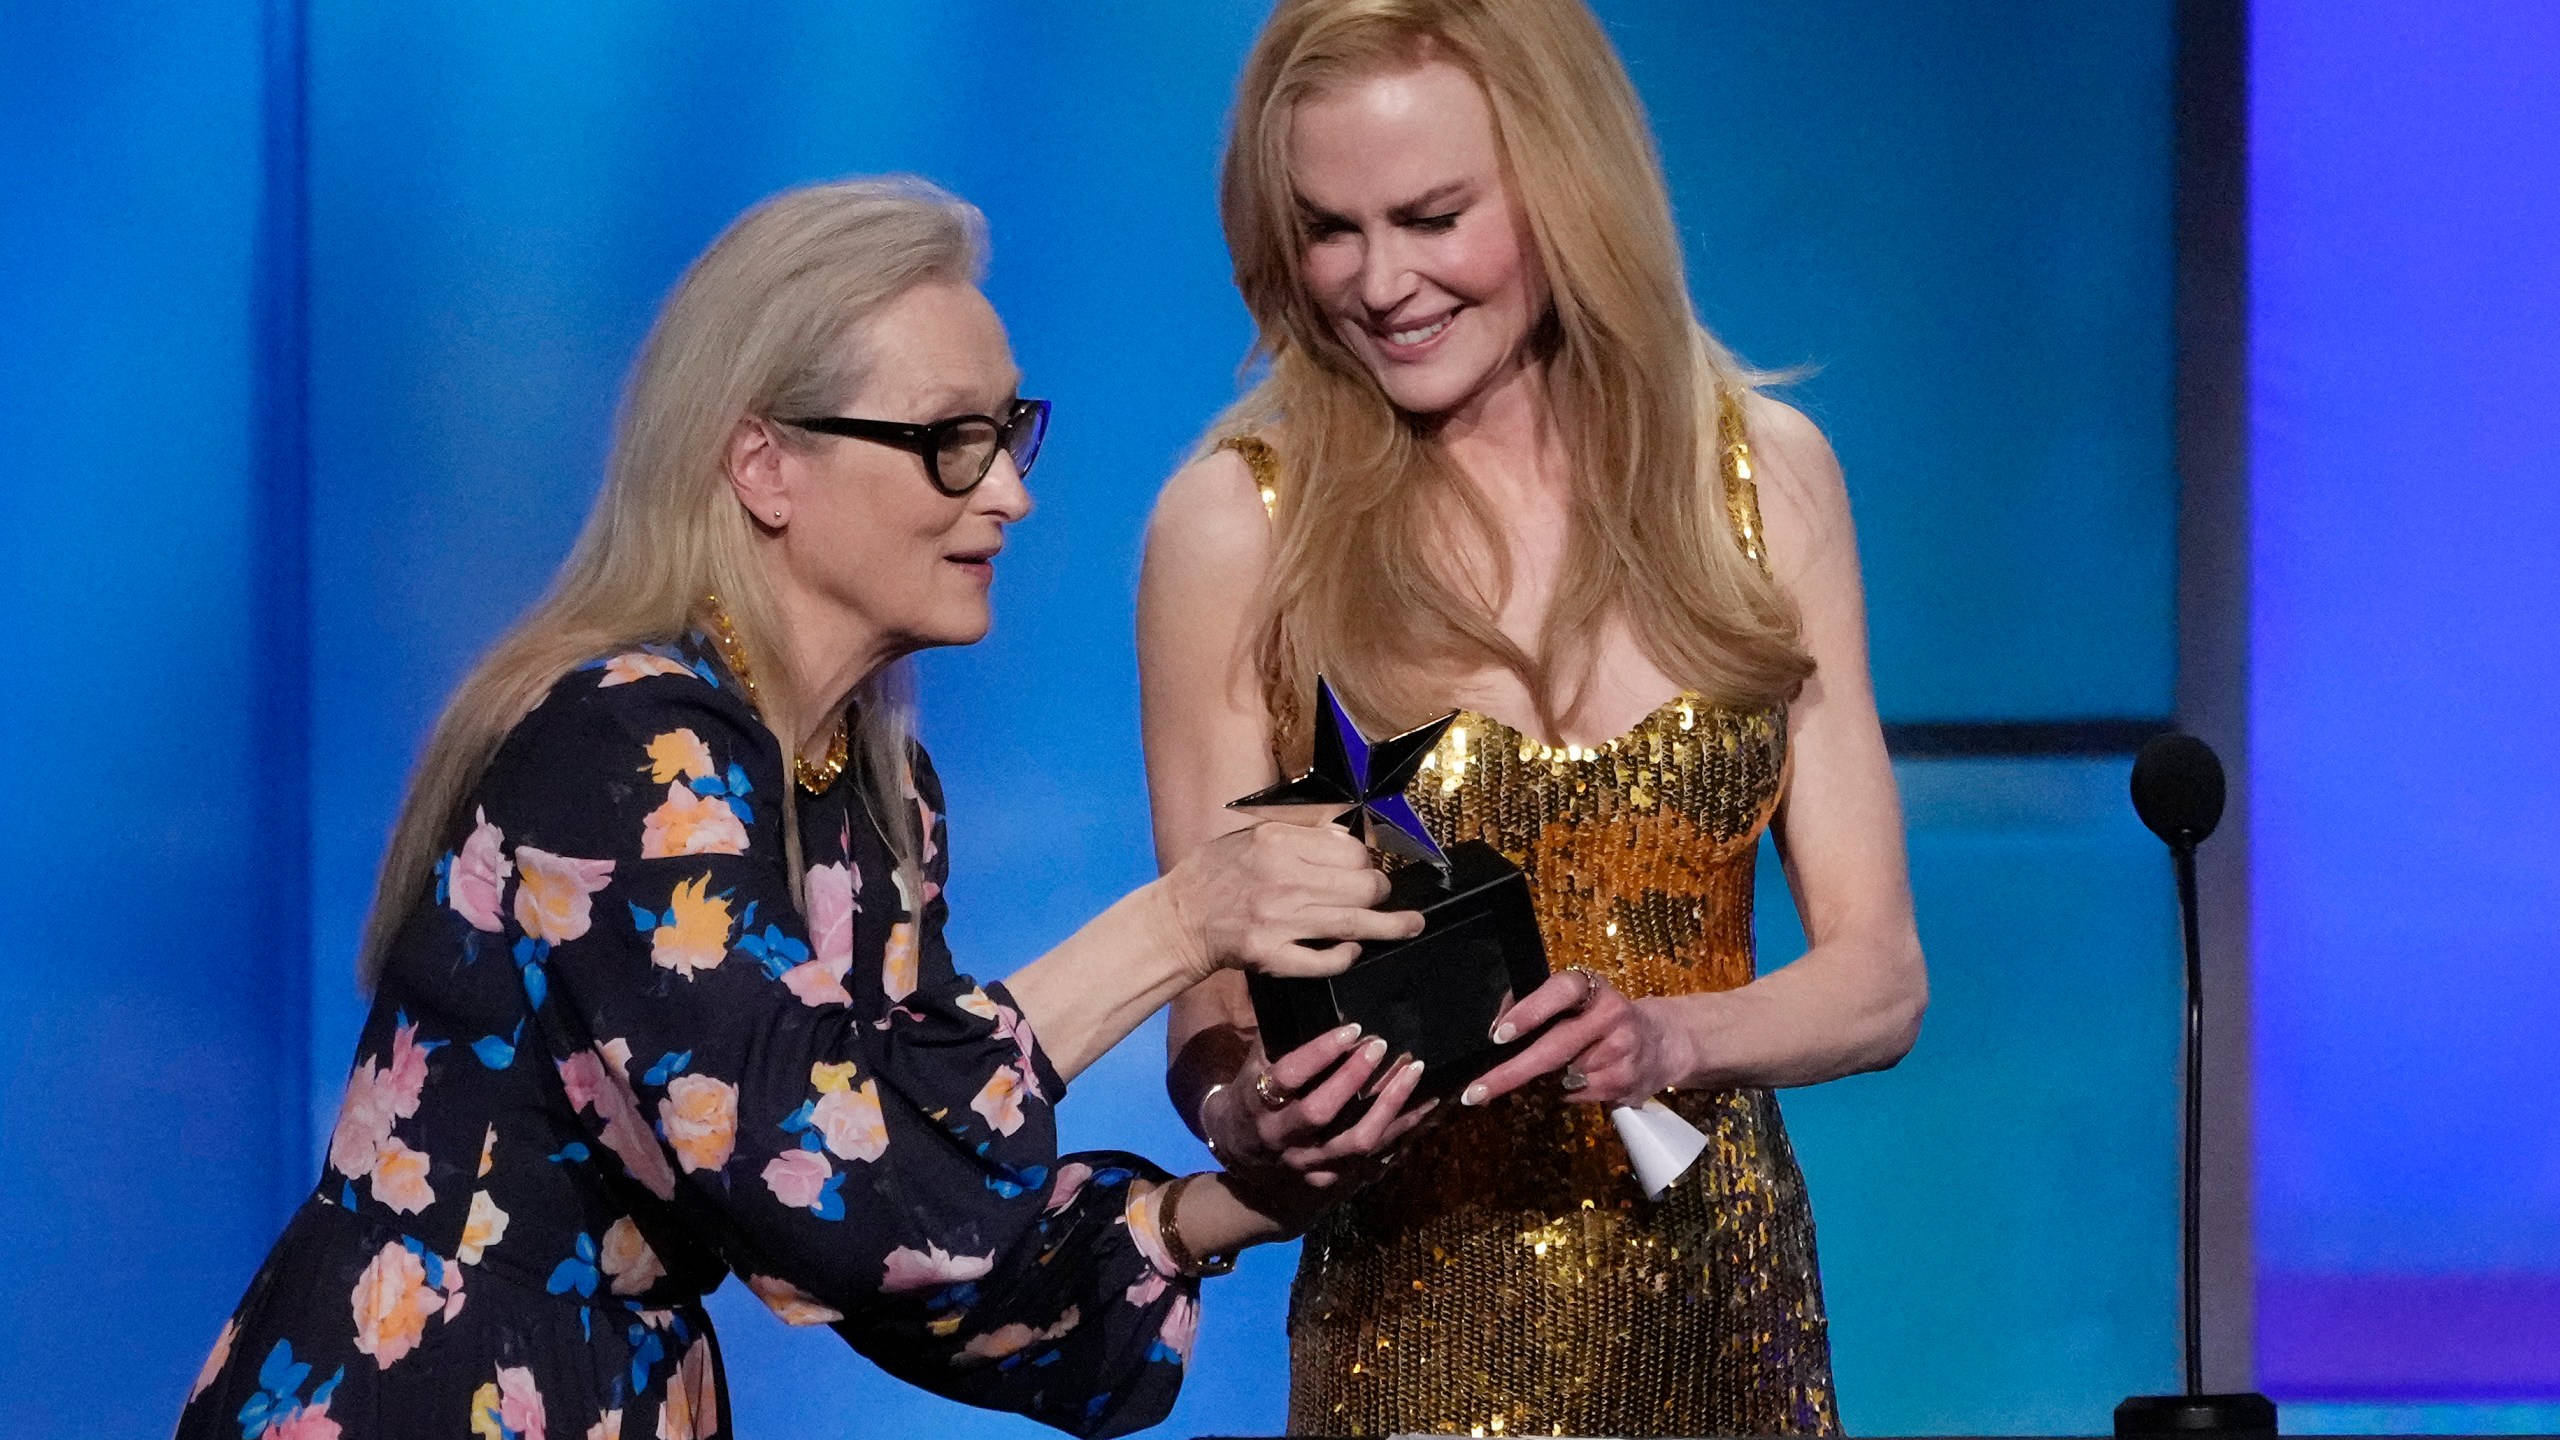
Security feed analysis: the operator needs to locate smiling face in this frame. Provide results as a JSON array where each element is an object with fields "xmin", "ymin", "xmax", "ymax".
[
  {"xmin": 769, "ymin": 279, "xmax": 1032, "ymax": 658},
  {"xmin": 1288, "ymin": 59, "xmax": 1546, "ymax": 421}
]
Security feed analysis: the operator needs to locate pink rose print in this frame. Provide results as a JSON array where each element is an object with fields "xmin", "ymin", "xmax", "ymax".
[
  {"xmin": 958, "ymin": 1306, "xmax": 1082, "ymax": 1364},
  {"xmin": 598, "ymin": 651, "xmax": 695, "ymax": 687},
  {"xmin": 880, "ymin": 1242, "xmax": 995, "ymax": 1295},
  {"xmin": 470, "ymin": 1364, "xmax": 547, "ymax": 1440},
  {"xmin": 1158, "ymin": 1293, "xmax": 1200, "ymax": 1364},
  {"xmin": 812, "ymin": 1078, "xmax": 888, "ymax": 1162},
  {"xmin": 1125, "ymin": 1268, "xmax": 1167, "ymax": 1307},
  {"xmin": 640, "ymin": 784, "xmax": 749, "ymax": 860},
  {"xmin": 382, "ymin": 1022, "xmax": 431, "ymax": 1118},
  {"xmin": 514, "ymin": 846, "xmax": 614, "ymax": 945},
  {"xmin": 370, "ymin": 1137, "xmax": 436, "ymax": 1215},
  {"xmin": 784, "ymin": 859, "xmax": 856, "ymax": 1006},
  {"xmin": 655, "ymin": 1337, "xmax": 718, "ymax": 1440},
  {"xmin": 760, "ymin": 1149, "xmax": 832, "ymax": 1210},
  {"xmin": 349, "ymin": 1242, "xmax": 444, "ymax": 1369},
  {"xmin": 970, "ymin": 1063, "xmax": 1028, "ymax": 1137},
  {"xmin": 558, "ymin": 1040, "xmax": 677, "ymax": 1201},
  {"xmin": 1044, "ymin": 1161, "xmax": 1093, "ymax": 1216},
  {"xmin": 327, "ymin": 1063, "xmax": 395, "ymax": 1180},
  {"xmin": 584, "ymin": 1411, "xmax": 623, "ymax": 1440},
  {"xmin": 658, "ymin": 1072, "xmax": 737, "ymax": 1174},
  {"xmin": 745, "ymin": 1274, "xmax": 843, "ymax": 1327},
  {"xmin": 191, "ymin": 1316, "xmax": 236, "ymax": 1401},
  {"xmin": 450, "ymin": 808, "xmax": 511, "ymax": 932}
]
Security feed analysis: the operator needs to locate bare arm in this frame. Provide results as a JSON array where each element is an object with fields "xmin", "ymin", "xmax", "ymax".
[
  {"xmin": 1464, "ymin": 396, "xmax": 1926, "ymax": 1104},
  {"xmin": 1138, "ymin": 447, "xmax": 1287, "ymax": 1127}
]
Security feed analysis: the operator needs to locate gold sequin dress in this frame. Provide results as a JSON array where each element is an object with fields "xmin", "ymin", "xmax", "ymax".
[{"xmin": 1224, "ymin": 405, "xmax": 1840, "ymax": 1437}]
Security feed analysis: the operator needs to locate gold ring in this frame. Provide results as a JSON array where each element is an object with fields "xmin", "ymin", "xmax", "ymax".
[
  {"xmin": 1565, "ymin": 966, "xmax": 1603, "ymax": 1011},
  {"xmin": 1253, "ymin": 1070, "xmax": 1293, "ymax": 1111}
]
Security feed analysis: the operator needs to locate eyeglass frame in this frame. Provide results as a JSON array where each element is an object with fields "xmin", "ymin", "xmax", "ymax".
[{"xmin": 770, "ymin": 396, "xmax": 1052, "ymax": 497}]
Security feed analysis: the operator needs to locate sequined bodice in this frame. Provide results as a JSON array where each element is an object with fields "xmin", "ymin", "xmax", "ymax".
[{"xmin": 1415, "ymin": 696, "xmax": 1788, "ymax": 1002}]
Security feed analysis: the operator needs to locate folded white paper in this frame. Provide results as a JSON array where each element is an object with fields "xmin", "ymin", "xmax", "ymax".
[{"xmin": 1609, "ymin": 1100, "xmax": 1708, "ymax": 1200}]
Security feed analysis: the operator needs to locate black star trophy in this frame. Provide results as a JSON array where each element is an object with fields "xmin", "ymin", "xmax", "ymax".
[{"xmin": 1228, "ymin": 678, "xmax": 1549, "ymax": 1100}]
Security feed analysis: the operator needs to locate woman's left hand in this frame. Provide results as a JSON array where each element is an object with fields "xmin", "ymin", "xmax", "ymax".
[{"xmin": 1457, "ymin": 970, "xmax": 1694, "ymax": 1108}]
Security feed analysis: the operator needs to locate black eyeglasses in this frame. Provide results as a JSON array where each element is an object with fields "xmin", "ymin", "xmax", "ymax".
[{"xmin": 773, "ymin": 397, "xmax": 1052, "ymax": 497}]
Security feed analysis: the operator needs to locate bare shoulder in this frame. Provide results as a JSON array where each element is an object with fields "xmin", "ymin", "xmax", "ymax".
[
  {"xmin": 1144, "ymin": 441, "xmax": 1276, "ymax": 583},
  {"xmin": 1737, "ymin": 391, "xmax": 1853, "ymax": 574}
]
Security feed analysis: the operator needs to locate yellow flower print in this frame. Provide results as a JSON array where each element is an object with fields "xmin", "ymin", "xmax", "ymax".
[
  {"xmin": 649, "ymin": 875, "xmax": 731, "ymax": 979},
  {"xmin": 458, "ymin": 1190, "xmax": 509, "ymax": 1264},
  {"xmin": 370, "ymin": 1137, "xmax": 436, "ymax": 1215},
  {"xmin": 809, "ymin": 1060, "xmax": 858, "ymax": 1092},
  {"xmin": 478, "ymin": 1124, "xmax": 496, "ymax": 1178},
  {"xmin": 350, "ymin": 1241, "xmax": 443, "ymax": 1369},
  {"xmin": 971, "ymin": 1063, "xmax": 1028, "ymax": 1137},
  {"xmin": 643, "ymin": 728, "xmax": 716, "ymax": 785},
  {"xmin": 599, "ymin": 651, "xmax": 695, "ymax": 687},
  {"xmin": 658, "ymin": 1072, "xmax": 737, "ymax": 1174},
  {"xmin": 515, "ymin": 846, "xmax": 615, "ymax": 945},
  {"xmin": 882, "ymin": 922, "xmax": 918, "ymax": 1002},
  {"xmin": 745, "ymin": 1274, "xmax": 843, "ymax": 1327},
  {"xmin": 640, "ymin": 783, "xmax": 748, "ymax": 859},
  {"xmin": 814, "ymin": 1078, "xmax": 889, "ymax": 1162},
  {"xmin": 600, "ymin": 1216, "xmax": 667, "ymax": 1296}
]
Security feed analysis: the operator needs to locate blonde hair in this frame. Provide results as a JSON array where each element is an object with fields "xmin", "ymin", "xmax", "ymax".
[
  {"xmin": 1213, "ymin": 0, "xmax": 1812, "ymax": 751},
  {"xmin": 358, "ymin": 177, "xmax": 980, "ymax": 989}
]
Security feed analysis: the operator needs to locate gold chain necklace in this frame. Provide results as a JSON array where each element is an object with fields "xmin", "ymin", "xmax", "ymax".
[{"xmin": 700, "ymin": 595, "xmax": 850, "ymax": 795}]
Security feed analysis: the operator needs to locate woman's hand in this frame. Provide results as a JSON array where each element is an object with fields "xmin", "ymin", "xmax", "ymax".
[
  {"xmin": 1457, "ymin": 970, "xmax": 1696, "ymax": 1109},
  {"xmin": 1158, "ymin": 820, "xmax": 1425, "ymax": 981},
  {"xmin": 1198, "ymin": 1024, "xmax": 1437, "ymax": 1230}
]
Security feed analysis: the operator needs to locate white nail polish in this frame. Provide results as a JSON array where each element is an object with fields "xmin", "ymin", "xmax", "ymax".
[
  {"xmin": 1362, "ymin": 1037, "xmax": 1389, "ymax": 1064},
  {"xmin": 1490, "ymin": 1023, "xmax": 1516, "ymax": 1045},
  {"xmin": 1333, "ymin": 1023, "xmax": 1363, "ymax": 1044},
  {"xmin": 1460, "ymin": 1083, "xmax": 1487, "ymax": 1107}
]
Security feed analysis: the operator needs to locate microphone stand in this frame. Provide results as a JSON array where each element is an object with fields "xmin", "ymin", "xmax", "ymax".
[{"xmin": 2114, "ymin": 826, "xmax": 2275, "ymax": 1438}]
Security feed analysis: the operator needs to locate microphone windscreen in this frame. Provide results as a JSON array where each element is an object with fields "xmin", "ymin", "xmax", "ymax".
[{"xmin": 2130, "ymin": 733, "xmax": 2226, "ymax": 847}]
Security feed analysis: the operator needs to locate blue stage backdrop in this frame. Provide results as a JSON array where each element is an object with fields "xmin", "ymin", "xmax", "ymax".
[
  {"xmin": 2250, "ymin": 1, "xmax": 2560, "ymax": 1418},
  {"xmin": 6, "ymin": 3, "xmax": 2216, "ymax": 1436}
]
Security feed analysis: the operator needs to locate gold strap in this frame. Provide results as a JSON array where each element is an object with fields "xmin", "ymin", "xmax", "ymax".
[
  {"xmin": 1220, "ymin": 434, "xmax": 1282, "ymax": 521},
  {"xmin": 1715, "ymin": 386, "xmax": 1771, "ymax": 576}
]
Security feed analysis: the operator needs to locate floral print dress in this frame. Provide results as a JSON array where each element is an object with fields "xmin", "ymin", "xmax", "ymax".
[{"xmin": 175, "ymin": 634, "xmax": 1199, "ymax": 1440}]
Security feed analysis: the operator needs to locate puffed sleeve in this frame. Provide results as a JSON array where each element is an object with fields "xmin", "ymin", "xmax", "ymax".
[{"xmin": 475, "ymin": 655, "xmax": 1196, "ymax": 1437}]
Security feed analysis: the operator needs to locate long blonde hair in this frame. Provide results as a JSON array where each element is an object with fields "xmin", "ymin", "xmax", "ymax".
[
  {"xmin": 1215, "ymin": 0, "xmax": 1813, "ymax": 751},
  {"xmin": 358, "ymin": 177, "xmax": 976, "ymax": 989}
]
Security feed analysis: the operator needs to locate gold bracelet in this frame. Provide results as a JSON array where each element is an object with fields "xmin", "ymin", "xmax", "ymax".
[{"xmin": 1157, "ymin": 1173, "xmax": 1236, "ymax": 1278}]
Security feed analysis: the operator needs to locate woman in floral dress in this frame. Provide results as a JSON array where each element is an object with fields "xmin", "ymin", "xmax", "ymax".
[{"xmin": 174, "ymin": 178, "xmax": 1433, "ymax": 1440}]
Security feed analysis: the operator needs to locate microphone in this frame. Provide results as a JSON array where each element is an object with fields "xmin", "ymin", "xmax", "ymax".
[
  {"xmin": 2131, "ymin": 732, "xmax": 2226, "ymax": 850},
  {"xmin": 2115, "ymin": 733, "xmax": 2274, "ymax": 1440}
]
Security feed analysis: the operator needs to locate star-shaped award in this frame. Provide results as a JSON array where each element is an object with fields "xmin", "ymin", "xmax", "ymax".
[{"xmin": 1229, "ymin": 677, "xmax": 1457, "ymax": 874}]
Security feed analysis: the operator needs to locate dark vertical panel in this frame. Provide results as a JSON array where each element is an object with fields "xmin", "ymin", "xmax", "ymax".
[{"xmin": 2172, "ymin": 0, "xmax": 2256, "ymax": 1392}]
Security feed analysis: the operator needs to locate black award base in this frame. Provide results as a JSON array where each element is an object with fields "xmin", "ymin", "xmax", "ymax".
[
  {"xmin": 1245, "ymin": 838, "xmax": 1549, "ymax": 1100},
  {"xmin": 2113, "ymin": 1393, "xmax": 2277, "ymax": 1440}
]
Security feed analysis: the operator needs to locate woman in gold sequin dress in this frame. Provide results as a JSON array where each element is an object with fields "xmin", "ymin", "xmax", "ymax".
[{"xmin": 1136, "ymin": 2, "xmax": 1926, "ymax": 1435}]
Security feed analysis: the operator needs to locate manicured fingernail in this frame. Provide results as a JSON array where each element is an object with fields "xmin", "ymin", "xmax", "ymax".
[
  {"xmin": 1332, "ymin": 1023, "xmax": 1363, "ymax": 1044},
  {"xmin": 1361, "ymin": 1037, "xmax": 1390, "ymax": 1064},
  {"xmin": 1460, "ymin": 1083, "xmax": 1488, "ymax": 1107},
  {"xmin": 1490, "ymin": 1022, "xmax": 1516, "ymax": 1044}
]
